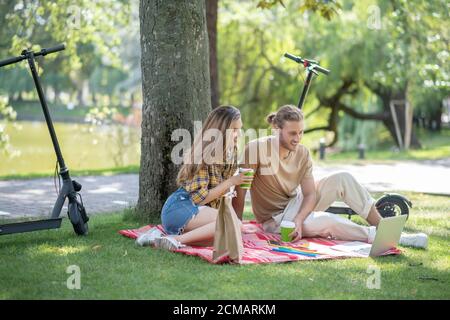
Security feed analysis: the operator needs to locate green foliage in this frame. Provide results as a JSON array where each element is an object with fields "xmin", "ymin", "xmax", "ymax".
[
  {"xmin": 1, "ymin": 0, "xmax": 130, "ymax": 70},
  {"xmin": 1, "ymin": 0, "xmax": 448, "ymax": 154},
  {"xmin": 85, "ymin": 105, "xmax": 118, "ymax": 125},
  {"xmin": 219, "ymin": 0, "xmax": 449, "ymax": 149},
  {"xmin": 0, "ymin": 0, "xmax": 134, "ymax": 101},
  {"xmin": 0, "ymin": 0, "xmax": 141, "ymax": 155},
  {"xmin": 0, "ymin": 96, "xmax": 17, "ymax": 156},
  {"xmin": 257, "ymin": 0, "xmax": 342, "ymax": 20}
]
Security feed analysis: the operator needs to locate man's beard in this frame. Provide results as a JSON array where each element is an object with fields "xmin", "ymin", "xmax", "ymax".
[{"xmin": 279, "ymin": 136, "xmax": 296, "ymax": 152}]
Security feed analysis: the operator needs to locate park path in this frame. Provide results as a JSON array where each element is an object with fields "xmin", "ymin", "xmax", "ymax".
[{"xmin": 0, "ymin": 159, "xmax": 449, "ymax": 220}]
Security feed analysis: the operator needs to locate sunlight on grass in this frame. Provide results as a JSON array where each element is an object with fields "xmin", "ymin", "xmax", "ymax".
[{"xmin": 33, "ymin": 244, "xmax": 88, "ymax": 256}]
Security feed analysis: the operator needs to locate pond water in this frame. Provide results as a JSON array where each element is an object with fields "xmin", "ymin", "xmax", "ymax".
[{"xmin": 0, "ymin": 121, "xmax": 141, "ymax": 176}]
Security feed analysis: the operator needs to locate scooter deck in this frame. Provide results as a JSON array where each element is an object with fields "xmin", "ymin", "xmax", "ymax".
[{"xmin": 0, "ymin": 218, "xmax": 62, "ymax": 235}]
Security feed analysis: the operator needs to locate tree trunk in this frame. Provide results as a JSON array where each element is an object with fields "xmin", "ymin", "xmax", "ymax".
[
  {"xmin": 54, "ymin": 87, "xmax": 61, "ymax": 104},
  {"xmin": 206, "ymin": 0, "xmax": 220, "ymax": 108},
  {"xmin": 428, "ymin": 108, "xmax": 442, "ymax": 132},
  {"xmin": 327, "ymin": 102, "xmax": 339, "ymax": 147},
  {"xmin": 138, "ymin": 0, "xmax": 211, "ymax": 220},
  {"xmin": 91, "ymin": 91, "xmax": 97, "ymax": 106},
  {"xmin": 362, "ymin": 82, "xmax": 422, "ymax": 149},
  {"xmin": 382, "ymin": 91, "xmax": 422, "ymax": 149}
]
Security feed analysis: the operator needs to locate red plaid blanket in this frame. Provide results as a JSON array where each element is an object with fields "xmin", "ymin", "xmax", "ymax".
[{"xmin": 119, "ymin": 221, "xmax": 401, "ymax": 264}]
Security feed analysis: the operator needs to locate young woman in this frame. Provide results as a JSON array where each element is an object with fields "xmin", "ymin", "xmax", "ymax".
[{"xmin": 136, "ymin": 105, "xmax": 254, "ymax": 250}]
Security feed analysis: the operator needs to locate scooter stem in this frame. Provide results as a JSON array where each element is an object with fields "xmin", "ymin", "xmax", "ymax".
[
  {"xmin": 297, "ymin": 69, "xmax": 314, "ymax": 109},
  {"xmin": 26, "ymin": 51, "xmax": 68, "ymax": 171}
]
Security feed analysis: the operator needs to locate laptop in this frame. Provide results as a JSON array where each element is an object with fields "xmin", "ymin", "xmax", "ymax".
[{"xmin": 331, "ymin": 215, "xmax": 407, "ymax": 257}]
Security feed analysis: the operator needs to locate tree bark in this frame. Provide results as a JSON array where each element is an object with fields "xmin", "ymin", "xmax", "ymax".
[
  {"xmin": 138, "ymin": 0, "xmax": 212, "ymax": 220},
  {"xmin": 363, "ymin": 81, "xmax": 422, "ymax": 149},
  {"xmin": 206, "ymin": 0, "xmax": 220, "ymax": 108},
  {"xmin": 383, "ymin": 91, "xmax": 421, "ymax": 149}
]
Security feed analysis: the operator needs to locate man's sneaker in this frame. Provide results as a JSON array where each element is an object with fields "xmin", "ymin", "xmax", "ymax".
[
  {"xmin": 154, "ymin": 236, "xmax": 185, "ymax": 251},
  {"xmin": 135, "ymin": 227, "xmax": 163, "ymax": 247},
  {"xmin": 399, "ymin": 232, "xmax": 428, "ymax": 249}
]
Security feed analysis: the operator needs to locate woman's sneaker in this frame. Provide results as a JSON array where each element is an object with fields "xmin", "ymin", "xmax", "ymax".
[
  {"xmin": 399, "ymin": 233, "xmax": 428, "ymax": 249},
  {"xmin": 154, "ymin": 236, "xmax": 185, "ymax": 251},
  {"xmin": 135, "ymin": 227, "xmax": 163, "ymax": 247}
]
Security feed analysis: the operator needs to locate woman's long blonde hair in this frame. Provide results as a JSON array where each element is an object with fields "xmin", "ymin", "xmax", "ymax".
[{"xmin": 177, "ymin": 105, "xmax": 241, "ymax": 186}]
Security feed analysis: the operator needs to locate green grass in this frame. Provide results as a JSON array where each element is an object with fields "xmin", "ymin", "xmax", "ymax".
[{"xmin": 0, "ymin": 192, "xmax": 448, "ymax": 300}]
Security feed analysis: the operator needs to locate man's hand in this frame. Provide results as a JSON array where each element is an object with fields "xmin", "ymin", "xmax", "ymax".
[
  {"xmin": 288, "ymin": 175, "xmax": 316, "ymax": 243},
  {"xmin": 289, "ymin": 220, "xmax": 303, "ymax": 242},
  {"xmin": 232, "ymin": 185, "xmax": 247, "ymax": 221}
]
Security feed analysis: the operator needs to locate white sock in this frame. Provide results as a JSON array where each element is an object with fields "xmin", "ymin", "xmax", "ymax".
[{"xmin": 399, "ymin": 232, "xmax": 428, "ymax": 249}]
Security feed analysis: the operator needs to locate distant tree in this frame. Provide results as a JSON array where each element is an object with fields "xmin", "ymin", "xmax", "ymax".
[{"xmin": 217, "ymin": 0, "xmax": 448, "ymax": 148}]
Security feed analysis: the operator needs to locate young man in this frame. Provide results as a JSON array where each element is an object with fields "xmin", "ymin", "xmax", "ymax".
[{"xmin": 233, "ymin": 105, "xmax": 427, "ymax": 248}]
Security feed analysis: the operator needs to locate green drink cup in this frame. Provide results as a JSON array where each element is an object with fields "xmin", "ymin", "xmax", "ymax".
[
  {"xmin": 280, "ymin": 220, "xmax": 296, "ymax": 242},
  {"xmin": 239, "ymin": 168, "xmax": 254, "ymax": 190}
]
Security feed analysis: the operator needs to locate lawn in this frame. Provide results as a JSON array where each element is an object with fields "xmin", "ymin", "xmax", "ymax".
[{"xmin": 0, "ymin": 192, "xmax": 448, "ymax": 300}]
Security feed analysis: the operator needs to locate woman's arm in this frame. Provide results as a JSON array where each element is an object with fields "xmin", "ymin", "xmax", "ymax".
[{"xmin": 198, "ymin": 173, "xmax": 251, "ymax": 206}]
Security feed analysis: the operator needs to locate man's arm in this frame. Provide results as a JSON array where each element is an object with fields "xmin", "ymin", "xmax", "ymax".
[
  {"xmin": 290, "ymin": 175, "xmax": 316, "ymax": 241},
  {"xmin": 232, "ymin": 185, "xmax": 247, "ymax": 221},
  {"xmin": 233, "ymin": 141, "xmax": 258, "ymax": 220}
]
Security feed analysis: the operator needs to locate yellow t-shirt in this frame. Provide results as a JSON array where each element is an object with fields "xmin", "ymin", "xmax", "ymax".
[{"xmin": 240, "ymin": 135, "xmax": 313, "ymax": 223}]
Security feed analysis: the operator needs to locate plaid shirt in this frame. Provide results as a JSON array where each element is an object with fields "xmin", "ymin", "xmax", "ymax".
[{"xmin": 182, "ymin": 155, "xmax": 238, "ymax": 209}]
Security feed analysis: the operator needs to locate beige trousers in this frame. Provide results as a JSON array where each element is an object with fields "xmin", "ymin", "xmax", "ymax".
[{"xmin": 262, "ymin": 172, "xmax": 377, "ymax": 243}]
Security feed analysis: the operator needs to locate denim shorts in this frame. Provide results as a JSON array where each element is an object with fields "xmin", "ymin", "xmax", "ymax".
[{"xmin": 161, "ymin": 187, "xmax": 200, "ymax": 235}]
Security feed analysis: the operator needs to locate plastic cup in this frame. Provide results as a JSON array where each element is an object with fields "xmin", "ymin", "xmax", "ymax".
[
  {"xmin": 280, "ymin": 220, "xmax": 296, "ymax": 242},
  {"xmin": 239, "ymin": 168, "xmax": 254, "ymax": 189}
]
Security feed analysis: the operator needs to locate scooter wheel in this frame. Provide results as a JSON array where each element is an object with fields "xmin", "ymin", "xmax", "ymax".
[
  {"xmin": 68, "ymin": 201, "xmax": 89, "ymax": 236},
  {"xmin": 375, "ymin": 195, "xmax": 410, "ymax": 219}
]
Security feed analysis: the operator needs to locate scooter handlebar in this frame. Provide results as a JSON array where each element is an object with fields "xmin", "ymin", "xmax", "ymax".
[
  {"xmin": 284, "ymin": 52, "xmax": 303, "ymax": 64},
  {"xmin": 37, "ymin": 44, "xmax": 66, "ymax": 57},
  {"xmin": 0, "ymin": 44, "xmax": 65, "ymax": 68},
  {"xmin": 312, "ymin": 64, "xmax": 330, "ymax": 75},
  {"xmin": 0, "ymin": 55, "xmax": 25, "ymax": 68},
  {"xmin": 284, "ymin": 52, "xmax": 330, "ymax": 75}
]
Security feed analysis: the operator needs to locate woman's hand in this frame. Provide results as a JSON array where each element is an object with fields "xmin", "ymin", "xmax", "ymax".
[
  {"xmin": 238, "ymin": 220, "xmax": 259, "ymax": 234},
  {"xmin": 241, "ymin": 224, "xmax": 259, "ymax": 234},
  {"xmin": 230, "ymin": 171, "xmax": 254, "ymax": 186}
]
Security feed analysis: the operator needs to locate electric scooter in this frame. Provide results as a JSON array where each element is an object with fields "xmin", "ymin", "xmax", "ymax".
[
  {"xmin": 284, "ymin": 52, "xmax": 411, "ymax": 219},
  {"xmin": 0, "ymin": 44, "xmax": 89, "ymax": 236}
]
